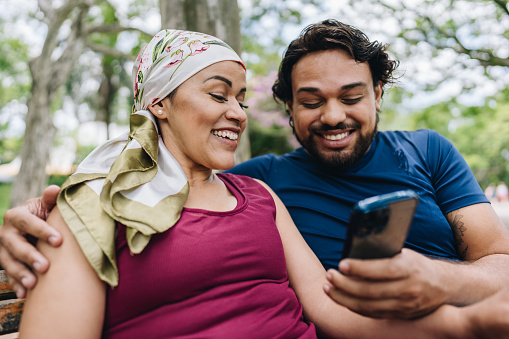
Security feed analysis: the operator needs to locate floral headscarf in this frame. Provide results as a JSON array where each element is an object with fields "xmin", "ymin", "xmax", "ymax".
[{"xmin": 57, "ymin": 30, "xmax": 245, "ymax": 287}]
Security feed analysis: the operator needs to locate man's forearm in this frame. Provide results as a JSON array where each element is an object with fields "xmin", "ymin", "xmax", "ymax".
[
  {"xmin": 310, "ymin": 293, "xmax": 472, "ymax": 339},
  {"xmin": 438, "ymin": 253, "xmax": 509, "ymax": 306}
]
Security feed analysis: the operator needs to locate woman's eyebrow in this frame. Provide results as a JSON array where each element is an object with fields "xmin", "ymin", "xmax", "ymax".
[{"xmin": 204, "ymin": 75, "xmax": 232, "ymax": 87}]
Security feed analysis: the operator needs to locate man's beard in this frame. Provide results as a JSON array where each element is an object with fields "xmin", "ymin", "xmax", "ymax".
[{"xmin": 294, "ymin": 115, "xmax": 379, "ymax": 171}]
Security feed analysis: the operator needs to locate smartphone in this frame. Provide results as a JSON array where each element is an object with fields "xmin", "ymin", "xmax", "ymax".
[{"xmin": 342, "ymin": 190, "xmax": 419, "ymax": 260}]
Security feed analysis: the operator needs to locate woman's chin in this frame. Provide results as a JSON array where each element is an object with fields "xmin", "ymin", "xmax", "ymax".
[{"xmin": 210, "ymin": 157, "xmax": 237, "ymax": 171}]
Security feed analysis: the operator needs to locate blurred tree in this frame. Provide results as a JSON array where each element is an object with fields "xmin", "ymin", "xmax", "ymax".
[
  {"xmin": 338, "ymin": 0, "xmax": 509, "ymax": 93},
  {"xmin": 240, "ymin": 0, "xmax": 323, "ymax": 75},
  {"xmin": 245, "ymin": 72, "xmax": 298, "ymax": 157},
  {"xmin": 0, "ymin": 21, "xmax": 30, "ymax": 164},
  {"xmin": 408, "ymin": 88, "xmax": 509, "ymax": 188},
  {"xmin": 10, "ymin": 0, "xmax": 152, "ymax": 207}
]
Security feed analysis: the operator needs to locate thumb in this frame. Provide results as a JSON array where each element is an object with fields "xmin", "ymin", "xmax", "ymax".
[{"xmin": 41, "ymin": 185, "xmax": 61, "ymax": 214}]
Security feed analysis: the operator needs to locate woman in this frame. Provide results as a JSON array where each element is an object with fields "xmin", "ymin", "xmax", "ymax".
[{"xmin": 18, "ymin": 29, "xmax": 335, "ymax": 338}]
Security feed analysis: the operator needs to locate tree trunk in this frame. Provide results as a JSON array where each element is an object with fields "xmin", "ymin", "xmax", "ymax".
[
  {"xmin": 10, "ymin": 2, "xmax": 89, "ymax": 207},
  {"xmin": 10, "ymin": 80, "xmax": 55, "ymax": 207},
  {"xmin": 159, "ymin": 0, "xmax": 250, "ymax": 163}
]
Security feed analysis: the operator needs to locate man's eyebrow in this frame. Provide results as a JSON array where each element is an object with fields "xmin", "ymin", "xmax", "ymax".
[
  {"xmin": 296, "ymin": 87, "xmax": 319, "ymax": 94},
  {"xmin": 341, "ymin": 82, "xmax": 368, "ymax": 90},
  {"xmin": 205, "ymin": 75, "xmax": 232, "ymax": 87},
  {"xmin": 296, "ymin": 81, "xmax": 368, "ymax": 94}
]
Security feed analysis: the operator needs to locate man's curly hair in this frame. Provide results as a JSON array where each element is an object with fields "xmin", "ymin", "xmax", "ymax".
[{"xmin": 272, "ymin": 19, "xmax": 399, "ymax": 107}]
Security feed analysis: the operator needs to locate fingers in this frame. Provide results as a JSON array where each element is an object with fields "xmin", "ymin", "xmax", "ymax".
[
  {"xmin": 323, "ymin": 269, "xmax": 429, "ymax": 319},
  {"xmin": 0, "ymin": 231, "xmax": 49, "ymax": 273},
  {"xmin": 339, "ymin": 249, "xmax": 414, "ymax": 280},
  {"xmin": 8, "ymin": 279, "xmax": 27, "ymax": 299},
  {"xmin": 0, "ymin": 249, "xmax": 37, "ymax": 298},
  {"xmin": 3, "ymin": 206, "xmax": 62, "ymax": 247},
  {"xmin": 328, "ymin": 268, "xmax": 416, "ymax": 300},
  {"xmin": 41, "ymin": 185, "xmax": 60, "ymax": 213}
]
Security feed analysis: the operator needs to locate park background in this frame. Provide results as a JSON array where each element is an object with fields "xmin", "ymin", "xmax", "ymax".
[{"xmin": 0, "ymin": 0, "xmax": 508, "ymax": 223}]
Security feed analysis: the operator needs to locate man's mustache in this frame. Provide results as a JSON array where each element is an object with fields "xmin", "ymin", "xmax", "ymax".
[{"xmin": 310, "ymin": 122, "xmax": 361, "ymax": 132}]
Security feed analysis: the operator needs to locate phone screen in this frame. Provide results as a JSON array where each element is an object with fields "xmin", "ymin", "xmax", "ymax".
[{"xmin": 342, "ymin": 190, "xmax": 419, "ymax": 260}]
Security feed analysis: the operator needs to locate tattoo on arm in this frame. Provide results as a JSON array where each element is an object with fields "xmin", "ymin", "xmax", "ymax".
[{"xmin": 449, "ymin": 211, "xmax": 468, "ymax": 259}]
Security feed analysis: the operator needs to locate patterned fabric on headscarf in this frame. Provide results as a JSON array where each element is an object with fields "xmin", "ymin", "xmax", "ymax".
[{"xmin": 57, "ymin": 29, "xmax": 245, "ymax": 287}]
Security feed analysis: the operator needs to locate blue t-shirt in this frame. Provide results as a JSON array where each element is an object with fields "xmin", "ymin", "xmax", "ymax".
[{"xmin": 226, "ymin": 130, "xmax": 488, "ymax": 270}]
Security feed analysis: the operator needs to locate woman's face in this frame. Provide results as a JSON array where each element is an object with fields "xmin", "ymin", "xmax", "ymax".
[{"xmin": 152, "ymin": 61, "xmax": 247, "ymax": 172}]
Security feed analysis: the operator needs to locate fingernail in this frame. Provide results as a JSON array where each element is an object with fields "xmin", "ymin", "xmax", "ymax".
[
  {"xmin": 20, "ymin": 277, "xmax": 29, "ymax": 288},
  {"xmin": 13, "ymin": 286, "xmax": 22, "ymax": 298},
  {"xmin": 33, "ymin": 261, "xmax": 42, "ymax": 272},
  {"xmin": 339, "ymin": 260, "xmax": 350, "ymax": 272},
  {"xmin": 323, "ymin": 283, "xmax": 330, "ymax": 293},
  {"xmin": 48, "ymin": 236, "xmax": 59, "ymax": 246},
  {"xmin": 326, "ymin": 272, "xmax": 332, "ymax": 281}
]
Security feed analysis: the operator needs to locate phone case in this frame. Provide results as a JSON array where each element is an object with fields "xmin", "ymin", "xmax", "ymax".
[{"xmin": 342, "ymin": 190, "xmax": 419, "ymax": 259}]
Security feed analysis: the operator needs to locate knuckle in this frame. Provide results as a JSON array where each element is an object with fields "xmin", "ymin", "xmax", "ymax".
[
  {"xmin": 6, "ymin": 273, "xmax": 19, "ymax": 286},
  {"xmin": 364, "ymin": 285, "xmax": 380, "ymax": 298},
  {"xmin": 386, "ymin": 264, "xmax": 401, "ymax": 276},
  {"xmin": 404, "ymin": 285, "xmax": 423, "ymax": 299},
  {"xmin": 5, "ymin": 265, "xmax": 22, "ymax": 282},
  {"xmin": 2, "ymin": 208, "xmax": 15, "ymax": 222},
  {"xmin": 400, "ymin": 299, "xmax": 421, "ymax": 313},
  {"xmin": 357, "ymin": 303, "xmax": 377, "ymax": 317}
]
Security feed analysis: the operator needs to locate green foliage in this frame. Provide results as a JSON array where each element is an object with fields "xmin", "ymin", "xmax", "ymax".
[
  {"xmin": 0, "ymin": 183, "xmax": 11, "ymax": 223},
  {"xmin": 0, "ymin": 175, "xmax": 69, "ymax": 221},
  {"xmin": 461, "ymin": 97, "xmax": 509, "ymax": 187},
  {"xmin": 74, "ymin": 144, "xmax": 99, "ymax": 165},
  {"xmin": 48, "ymin": 175, "xmax": 69, "ymax": 187},
  {"xmin": 340, "ymin": 0, "xmax": 509, "ymax": 92},
  {"xmin": 249, "ymin": 121, "xmax": 295, "ymax": 157},
  {"xmin": 240, "ymin": 0, "xmax": 324, "ymax": 76},
  {"xmin": 399, "ymin": 86, "xmax": 509, "ymax": 187},
  {"xmin": 241, "ymin": 36, "xmax": 282, "ymax": 76},
  {"xmin": 0, "ymin": 30, "xmax": 30, "ymax": 106},
  {"xmin": 0, "ymin": 130, "xmax": 22, "ymax": 164},
  {"xmin": 0, "ymin": 22, "xmax": 30, "ymax": 164},
  {"xmin": 245, "ymin": 72, "xmax": 297, "ymax": 156}
]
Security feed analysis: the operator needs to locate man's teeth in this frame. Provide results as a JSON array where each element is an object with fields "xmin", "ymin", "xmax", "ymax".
[
  {"xmin": 212, "ymin": 130, "xmax": 238, "ymax": 140},
  {"xmin": 323, "ymin": 132, "xmax": 349, "ymax": 141}
]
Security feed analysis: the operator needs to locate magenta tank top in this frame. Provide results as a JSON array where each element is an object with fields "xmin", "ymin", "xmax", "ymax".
[{"xmin": 103, "ymin": 173, "xmax": 317, "ymax": 338}]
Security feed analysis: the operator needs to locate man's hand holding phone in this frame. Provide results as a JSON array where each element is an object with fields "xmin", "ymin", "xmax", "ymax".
[
  {"xmin": 326, "ymin": 248, "xmax": 449, "ymax": 319},
  {"xmin": 323, "ymin": 190, "xmax": 449, "ymax": 319}
]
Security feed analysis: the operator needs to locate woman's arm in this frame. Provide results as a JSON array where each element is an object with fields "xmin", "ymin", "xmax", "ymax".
[{"xmin": 19, "ymin": 207, "xmax": 106, "ymax": 339}]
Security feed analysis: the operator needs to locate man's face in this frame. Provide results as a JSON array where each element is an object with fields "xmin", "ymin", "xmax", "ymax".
[{"xmin": 287, "ymin": 49, "xmax": 382, "ymax": 170}]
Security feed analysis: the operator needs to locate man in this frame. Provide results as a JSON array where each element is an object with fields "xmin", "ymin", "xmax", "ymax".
[
  {"xmin": 2, "ymin": 20, "xmax": 509, "ymax": 334},
  {"xmin": 228, "ymin": 19, "xmax": 509, "ymax": 319}
]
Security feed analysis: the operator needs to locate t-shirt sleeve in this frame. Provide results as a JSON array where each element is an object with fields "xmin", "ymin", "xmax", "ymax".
[
  {"xmin": 426, "ymin": 130, "xmax": 488, "ymax": 214},
  {"xmin": 224, "ymin": 154, "xmax": 275, "ymax": 182}
]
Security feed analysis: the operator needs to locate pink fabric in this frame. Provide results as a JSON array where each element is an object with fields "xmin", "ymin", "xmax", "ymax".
[{"xmin": 103, "ymin": 173, "xmax": 316, "ymax": 338}]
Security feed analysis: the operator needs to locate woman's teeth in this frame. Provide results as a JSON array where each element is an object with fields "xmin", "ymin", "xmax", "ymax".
[{"xmin": 212, "ymin": 130, "xmax": 238, "ymax": 140}]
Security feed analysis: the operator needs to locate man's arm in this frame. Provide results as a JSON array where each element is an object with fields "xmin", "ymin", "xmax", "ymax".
[
  {"xmin": 262, "ymin": 179, "xmax": 481, "ymax": 338},
  {"xmin": 0, "ymin": 185, "xmax": 62, "ymax": 298},
  {"xmin": 323, "ymin": 202, "xmax": 509, "ymax": 319}
]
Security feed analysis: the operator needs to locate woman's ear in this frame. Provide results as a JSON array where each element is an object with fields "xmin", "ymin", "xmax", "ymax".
[{"xmin": 148, "ymin": 99, "xmax": 169, "ymax": 119}]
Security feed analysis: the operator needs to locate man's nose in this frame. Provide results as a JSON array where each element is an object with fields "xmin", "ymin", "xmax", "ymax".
[{"xmin": 320, "ymin": 100, "xmax": 346, "ymax": 126}]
